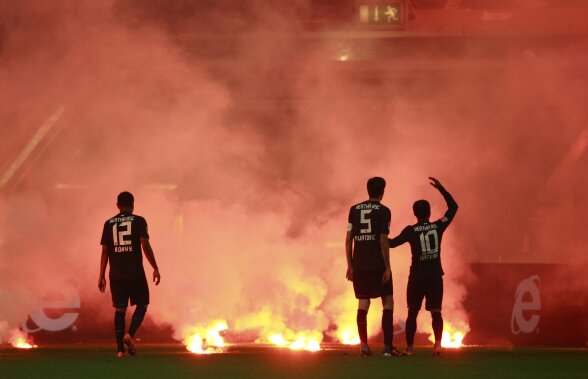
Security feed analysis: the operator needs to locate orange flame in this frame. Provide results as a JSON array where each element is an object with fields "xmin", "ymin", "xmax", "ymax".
[
  {"xmin": 440, "ymin": 330, "xmax": 465, "ymax": 348},
  {"xmin": 264, "ymin": 332, "xmax": 322, "ymax": 351},
  {"xmin": 15, "ymin": 340, "xmax": 37, "ymax": 349},
  {"xmin": 9, "ymin": 330, "xmax": 38, "ymax": 349},
  {"xmin": 329, "ymin": 294, "xmax": 382, "ymax": 345},
  {"xmin": 183, "ymin": 320, "xmax": 228, "ymax": 354},
  {"xmin": 289, "ymin": 337, "xmax": 321, "ymax": 351},
  {"xmin": 428, "ymin": 322, "xmax": 468, "ymax": 348},
  {"xmin": 229, "ymin": 276, "xmax": 327, "ymax": 352},
  {"xmin": 338, "ymin": 329, "xmax": 360, "ymax": 345}
]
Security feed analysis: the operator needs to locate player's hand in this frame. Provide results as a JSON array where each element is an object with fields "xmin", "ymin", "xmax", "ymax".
[
  {"xmin": 429, "ymin": 177, "xmax": 443, "ymax": 190},
  {"xmin": 381, "ymin": 269, "xmax": 391, "ymax": 284},
  {"xmin": 346, "ymin": 267, "xmax": 353, "ymax": 282},
  {"xmin": 153, "ymin": 269, "xmax": 161, "ymax": 285},
  {"xmin": 98, "ymin": 277, "xmax": 106, "ymax": 293}
]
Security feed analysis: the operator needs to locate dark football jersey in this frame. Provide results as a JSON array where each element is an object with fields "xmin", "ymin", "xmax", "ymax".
[
  {"xmin": 389, "ymin": 190, "xmax": 457, "ymax": 278},
  {"xmin": 100, "ymin": 213, "xmax": 149, "ymax": 279},
  {"xmin": 348, "ymin": 200, "xmax": 391, "ymax": 270}
]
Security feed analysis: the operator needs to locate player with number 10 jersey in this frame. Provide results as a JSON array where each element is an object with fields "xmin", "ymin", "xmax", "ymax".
[{"xmin": 389, "ymin": 177, "xmax": 458, "ymax": 356}]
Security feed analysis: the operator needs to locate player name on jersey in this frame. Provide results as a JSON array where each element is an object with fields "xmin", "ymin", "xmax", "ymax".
[
  {"xmin": 414, "ymin": 223, "xmax": 438, "ymax": 232},
  {"xmin": 355, "ymin": 203, "xmax": 381, "ymax": 210},
  {"xmin": 109, "ymin": 216, "xmax": 135, "ymax": 224},
  {"xmin": 355, "ymin": 234, "xmax": 377, "ymax": 241},
  {"xmin": 113, "ymin": 246, "xmax": 134, "ymax": 253},
  {"xmin": 420, "ymin": 252, "xmax": 439, "ymax": 261}
]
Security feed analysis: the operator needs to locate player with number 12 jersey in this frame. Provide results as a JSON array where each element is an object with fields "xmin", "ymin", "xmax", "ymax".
[
  {"xmin": 99, "ymin": 191, "xmax": 160, "ymax": 358},
  {"xmin": 102, "ymin": 211, "xmax": 149, "ymax": 279}
]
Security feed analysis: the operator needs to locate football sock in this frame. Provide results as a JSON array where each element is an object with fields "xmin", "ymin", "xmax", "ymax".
[
  {"xmin": 129, "ymin": 305, "xmax": 147, "ymax": 338},
  {"xmin": 382, "ymin": 309, "xmax": 393, "ymax": 347},
  {"xmin": 432, "ymin": 312, "xmax": 443, "ymax": 343},
  {"xmin": 114, "ymin": 310, "xmax": 126, "ymax": 352},
  {"xmin": 357, "ymin": 309, "xmax": 368, "ymax": 344},
  {"xmin": 406, "ymin": 309, "xmax": 419, "ymax": 347}
]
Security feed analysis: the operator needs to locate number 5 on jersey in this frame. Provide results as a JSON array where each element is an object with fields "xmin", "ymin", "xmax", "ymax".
[
  {"xmin": 113, "ymin": 221, "xmax": 132, "ymax": 246},
  {"xmin": 360, "ymin": 209, "xmax": 372, "ymax": 233}
]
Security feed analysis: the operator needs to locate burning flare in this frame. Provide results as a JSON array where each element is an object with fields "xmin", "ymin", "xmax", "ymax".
[
  {"xmin": 439, "ymin": 330, "xmax": 465, "ymax": 348},
  {"xmin": 289, "ymin": 337, "xmax": 321, "ymax": 351},
  {"xmin": 184, "ymin": 320, "xmax": 228, "ymax": 354},
  {"xmin": 338, "ymin": 329, "xmax": 360, "ymax": 345},
  {"xmin": 265, "ymin": 332, "xmax": 322, "ymax": 351},
  {"xmin": 9, "ymin": 330, "xmax": 38, "ymax": 349},
  {"xmin": 428, "ymin": 321, "xmax": 468, "ymax": 348}
]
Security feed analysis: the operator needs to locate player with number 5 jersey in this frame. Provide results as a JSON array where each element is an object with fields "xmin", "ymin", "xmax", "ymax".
[
  {"xmin": 99, "ymin": 191, "xmax": 161, "ymax": 358},
  {"xmin": 346, "ymin": 177, "xmax": 404, "ymax": 357},
  {"xmin": 388, "ymin": 177, "xmax": 458, "ymax": 356}
]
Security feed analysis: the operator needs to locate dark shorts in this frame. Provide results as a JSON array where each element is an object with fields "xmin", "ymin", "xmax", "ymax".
[
  {"xmin": 353, "ymin": 269, "xmax": 393, "ymax": 299},
  {"xmin": 407, "ymin": 275, "xmax": 443, "ymax": 311},
  {"xmin": 110, "ymin": 275, "xmax": 149, "ymax": 308}
]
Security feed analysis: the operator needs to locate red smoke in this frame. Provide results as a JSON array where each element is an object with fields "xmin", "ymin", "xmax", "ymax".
[{"xmin": 0, "ymin": 1, "xmax": 587, "ymax": 347}]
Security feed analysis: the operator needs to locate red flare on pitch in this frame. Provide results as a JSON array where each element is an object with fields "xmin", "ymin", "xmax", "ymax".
[
  {"xmin": 428, "ymin": 322, "xmax": 468, "ymax": 348},
  {"xmin": 184, "ymin": 321, "xmax": 228, "ymax": 354},
  {"xmin": 9, "ymin": 330, "xmax": 38, "ymax": 349}
]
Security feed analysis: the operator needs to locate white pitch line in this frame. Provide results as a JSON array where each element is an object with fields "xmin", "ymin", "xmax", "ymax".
[{"xmin": 0, "ymin": 105, "xmax": 66, "ymax": 191}]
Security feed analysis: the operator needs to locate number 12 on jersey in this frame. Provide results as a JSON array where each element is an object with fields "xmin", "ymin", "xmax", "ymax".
[{"xmin": 112, "ymin": 221, "xmax": 132, "ymax": 246}]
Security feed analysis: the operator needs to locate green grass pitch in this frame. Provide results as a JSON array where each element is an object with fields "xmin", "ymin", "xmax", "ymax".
[{"xmin": 1, "ymin": 344, "xmax": 586, "ymax": 379}]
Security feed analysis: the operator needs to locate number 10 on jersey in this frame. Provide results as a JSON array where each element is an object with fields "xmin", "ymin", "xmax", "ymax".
[{"xmin": 419, "ymin": 229, "xmax": 439, "ymax": 254}]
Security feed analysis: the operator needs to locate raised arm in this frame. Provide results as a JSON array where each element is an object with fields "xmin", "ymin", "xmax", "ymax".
[
  {"xmin": 141, "ymin": 237, "xmax": 161, "ymax": 285},
  {"xmin": 429, "ymin": 177, "xmax": 458, "ymax": 223}
]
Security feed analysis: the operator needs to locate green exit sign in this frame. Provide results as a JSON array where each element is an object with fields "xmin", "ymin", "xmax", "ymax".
[{"xmin": 358, "ymin": 2, "xmax": 405, "ymax": 26}]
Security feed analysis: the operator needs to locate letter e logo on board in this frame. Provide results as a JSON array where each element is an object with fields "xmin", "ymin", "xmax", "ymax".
[
  {"xmin": 511, "ymin": 275, "xmax": 541, "ymax": 334},
  {"xmin": 22, "ymin": 291, "xmax": 80, "ymax": 333}
]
